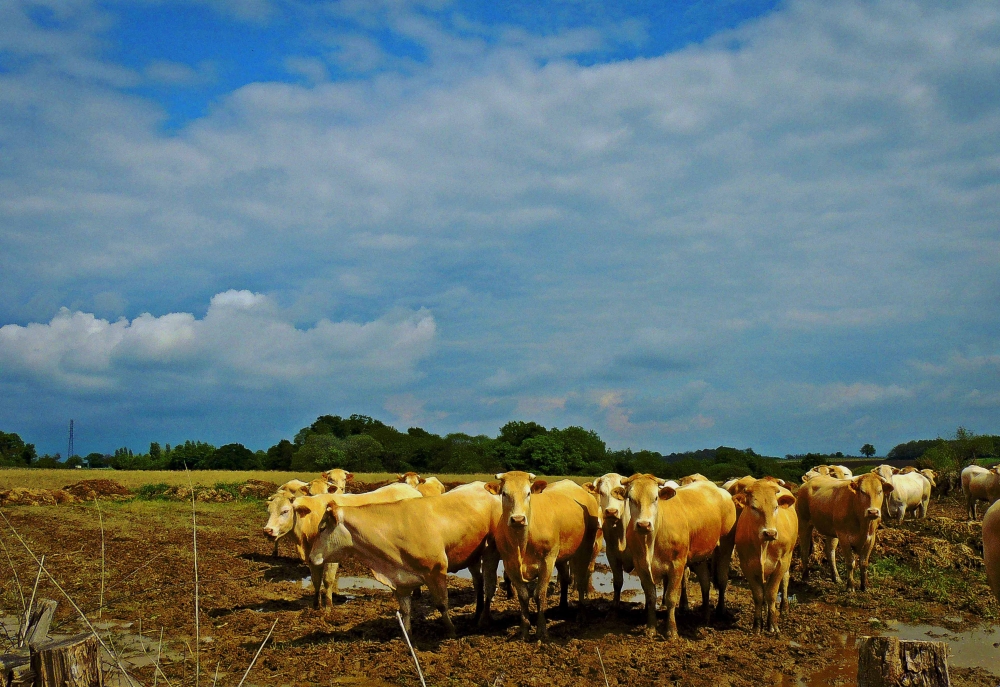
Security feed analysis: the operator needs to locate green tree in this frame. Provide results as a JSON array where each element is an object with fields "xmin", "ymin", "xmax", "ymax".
[
  {"xmin": 860, "ymin": 444, "xmax": 876, "ymax": 459},
  {"xmin": 203, "ymin": 443, "xmax": 259, "ymax": 470},
  {"xmin": 265, "ymin": 439, "xmax": 295, "ymax": 470},
  {"xmin": 291, "ymin": 434, "xmax": 346, "ymax": 471}
]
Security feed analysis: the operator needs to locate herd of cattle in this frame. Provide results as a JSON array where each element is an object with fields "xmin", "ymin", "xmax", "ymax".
[{"xmin": 261, "ymin": 464, "xmax": 1000, "ymax": 642}]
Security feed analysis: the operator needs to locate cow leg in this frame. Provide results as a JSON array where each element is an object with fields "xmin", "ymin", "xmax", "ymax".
[
  {"xmin": 798, "ymin": 522, "xmax": 814, "ymax": 581},
  {"xmin": 662, "ymin": 562, "xmax": 685, "ymax": 640},
  {"xmin": 479, "ymin": 544, "xmax": 501, "ymax": 628},
  {"xmin": 763, "ymin": 566, "xmax": 784, "ymax": 634},
  {"xmin": 678, "ymin": 568, "xmax": 689, "ymax": 611},
  {"xmin": 859, "ymin": 533, "xmax": 878, "ymax": 592},
  {"xmin": 825, "ymin": 537, "xmax": 841, "ymax": 585},
  {"xmin": 920, "ymin": 497, "xmax": 929, "ymax": 519},
  {"xmin": 634, "ymin": 565, "xmax": 660, "ymax": 638},
  {"xmin": 535, "ymin": 555, "xmax": 559, "ymax": 641},
  {"xmin": 843, "ymin": 543, "xmax": 858, "ymax": 591},
  {"xmin": 692, "ymin": 561, "xmax": 712, "ymax": 623},
  {"xmin": 469, "ymin": 559, "xmax": 485, "ymax": 623},
  {"xmin": 749, "ymin": 576, "xmax": 765, "ymax": 634},
  {"xmin": 322, "ymin": 562, "xmax": 339, "ymax": 608},
  {"xmin": 396, "ymin": 588, "xmax": 415, "ymax": 637},
  {"xmin": 968, "ymin": 494, "xmax": 977, "ymax": 520},
  {"xmin": 556, "ymin": 560, "xmax": 570, "ymax": 612},
  {"xmin": 570, "ymin": 551, "xmax": 590, "ymax": 622},
  {"xmin": 779, "ymin": 569, "xmax": 791, "ymax": 613},
  {"xmin": 307, "ymin": 562, "xmax": 324, "ymax": 608},
  {"xmin": 713, "ymin": 530, "xmax": 735, "ymax": 620},
  {"xmin": 610, "ymin": 556, "xmax": 624, "ymax": 614},
  {"xmin": 271, "ymin": 536, "xmax": 280, "ymax": 558},
  {"xmin": 511, "ymin": 578, "xmax": 533, "ymax": 641},
  {"xmin": 424, "ymin": 570, "xmax": 457, "ymax": 638}
]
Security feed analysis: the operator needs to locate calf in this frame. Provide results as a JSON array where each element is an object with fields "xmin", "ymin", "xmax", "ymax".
[
  {"xmin": 733, "ymin": 481, "xmax": 797, "ymax": 634},
  {"xmin": 398, "ymin": 472, "xmax": 447, "ymax": 497},
  {"xmin": 622, "ymin": 475, "xmax": 737, "ymax": 639},
  {"xmin": 309, "ymin": 482, "xmax": 498, "ymax": 637},
  {"xmin": 795, "ymin": 473, "xmax": 892, "ymax": 591},
  {"xmin": 487, "ymin": 471, "xmax": 600, "ymax": 641},
  {"xmin": 321, "ymin": 468, "xmax": 353, "ymax": 493},
  {"xmin": 983, "ymin": 500, "xmax": 1000, "ymax": 603},
  {"xmin": 263, "ymin": 483, "xmax": 421, "ymax": 606},
  {"xmin": 962, "ymin": 465, "xmax": 1000, "ymax": 519}
]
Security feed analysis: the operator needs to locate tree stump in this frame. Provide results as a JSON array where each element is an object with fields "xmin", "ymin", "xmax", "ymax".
[
  {"xmin": 30, "ymin": 633, "xmax": 102, "ymax": 687},
  {"xmin": 23, "ymin": 599, "xmax": 58, "ymax": 647},
  {"xmin": 857, "ymin": 636, "xmax": 950, "ymax": 687}
]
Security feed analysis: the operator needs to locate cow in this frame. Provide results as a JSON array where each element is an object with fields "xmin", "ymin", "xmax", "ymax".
[
  {"xmin": 398, "ymin": 472, "xmax": 447, "ymax": 497},
  {"xmin": 276, "ymin": 479, "xmax": 311, "ymax": 498},
  {"xmin": 724, "ymin": 475, "xmax": 792, "ymax": 502},
  {"xmin": 321, "ymin": 468, "xmax": 353, "ymax": 493},
  {"xmin": 263, "ymin": 483, "xmax": 421, "ymax": 605},
  {"xmin": 795, "ymin": 473, "xmax": 892, "ymax": 591},
  {"xmin": 308, "ymin": 482, "xmax": 498, "ymax": 637},
  {"xmin": 585, "ymin": 473, "xmax": 632, "ymax": 612},
  {"xmin": 872, "ymin": 465, "xmax": 898, "ymax": 482},
  {"xmin": 804, "ymin": 465, "xmax": 852, "ymax": 482},
  {"xmin": 486, "ymin": 471, "xmax": 600, "ymax": 641},
  {"xmin": 733, "ymin": 480, "xmax": 797, "ymax": 634},
  {"xmin": 983, "ymin": 500, "xmax": 1000, "ymax": 603},
  {"xmin": 830, "ymin": 465, "xmax": 853, "ymax": 479},
  {"xmin": 621, "ymin": 474, "xmax": 737, "ymax": 639},
  {"xmin": 962, "ymin": 465, "xmax": 1000, "ymax": 519},
  {"xmin": 678, "ymin": 473, "xmax": 709, "ymax": 486},
  {"xmin": 883, "ymin": 470, "xmax": 933, "ymax": 521},
  {"xmin": 305, "ymin": 477, "xmax": 334, "ymax": 495}
]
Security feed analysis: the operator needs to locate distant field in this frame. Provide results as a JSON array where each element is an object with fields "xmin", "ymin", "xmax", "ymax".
[{"xmin": 0, "ymin": 468, "xmax": 591, "ymax": 491}]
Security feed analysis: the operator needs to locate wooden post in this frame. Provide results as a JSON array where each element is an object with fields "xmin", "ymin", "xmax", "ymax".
[
  {"xmin": 0, "ymin": 653, "xmax": 33, "ymax": 687},
  {"xmin": 857, "ymin": 636, "xmax": 950, "ymax": 687},
  {"xmin": 30, "ymin": 633, "xmax": 103, "ymax": 687},
  {"xmin": 22, "ymin": 599, "xmax": 57, "ymax": 648}
]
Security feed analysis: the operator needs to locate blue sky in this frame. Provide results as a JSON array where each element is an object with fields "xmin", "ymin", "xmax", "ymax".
[{"xmin": 1, "ymin": 0, "xmax": 998, "ymax": 458}]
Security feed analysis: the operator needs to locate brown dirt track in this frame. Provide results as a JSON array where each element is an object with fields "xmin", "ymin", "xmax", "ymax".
[{"xmin": 0, "ymin": 478, "xmax": 998, "ymax": 687}]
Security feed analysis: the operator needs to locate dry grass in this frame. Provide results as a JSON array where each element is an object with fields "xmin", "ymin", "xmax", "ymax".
[{"xmin": 0, "ymin": 469, "xmax": 593, "ymax": 491}]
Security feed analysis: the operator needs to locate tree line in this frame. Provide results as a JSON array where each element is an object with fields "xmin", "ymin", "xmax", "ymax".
[{"xmin": 1, "ymin": 418, "xmax": 997, "ymax": 480}]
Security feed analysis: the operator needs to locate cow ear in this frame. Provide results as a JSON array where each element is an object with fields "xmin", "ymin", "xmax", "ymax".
[
  {"xmin": 531, "ymin": 480, "xmax": 548, "ymax": 494},
  {"xmin": 397, "ymin": 474, "xmax": 404, "ymax": 480},
  {"xmin": 731, "ymin": 493, "xmax": 747, "ymax": 509},
  {"xmin": 583, "ymin": 482, "xmax": 599, "ymax": 495},
  {"xmin": 495, "ymin": 472, "xmax": 506, "ymax": 481},
  {"xmin": 880, "ymin": 480, "xmax": 894, "ymax": 494},
  {"xmin": 778, "ymin": 494, "xmax": 796, "ymax": 508},
  {"xmin": 848, "ymin": 478, "xmax": 861, "ymax": 493},
  {"xmin": 891, "ymin": 467, "xmax": 900, "ymax": 474},
  {"xmin": 528, "ymin": 473, "xmax": 536, "ymax": 481},
  {"xmin": 328, "ymin": 484, "xmax": 340, "ymax": 494},
  {"xmin": 484, "ymin": 481, "xmax": 502, "ymax": 495},
  {"xmin": 658, "ymin": 485, "xmax": 677, "ymax": 500},
  {"xmin": 300, "ymin": 484, "xmax": 312, "ymax": 496},
  {"xmin": 418, "ymin": 476, "xmax": 427, "ymax": 484},
  {"xmin": 345, "ymin": 472, "xmax": 353, "ymax": 481},
  {"xmin": 610, "ymin": 486, "xmax": 626, "ymax": 500},
  {"xmin": 294, "ymin": 504, "xmax": 311, "ymax": 518},
  {"xmin": 324, "ymin": 503, "xmax": 341, "ymax": 523}
]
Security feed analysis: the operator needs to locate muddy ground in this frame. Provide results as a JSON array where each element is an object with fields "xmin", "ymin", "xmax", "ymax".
[{"xmin": 0, "ymin": 481, "xmax": 998, "ymax": 687}]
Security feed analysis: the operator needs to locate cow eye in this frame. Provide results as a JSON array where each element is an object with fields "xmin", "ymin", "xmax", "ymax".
[{"xmin": 281, "ymin": 508, "xmax": 290, "ymax": 515}]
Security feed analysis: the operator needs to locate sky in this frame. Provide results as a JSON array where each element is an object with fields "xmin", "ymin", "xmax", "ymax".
[{"xmin": 1, "ymin": 0, "xmax": 998, "ymax": 458}]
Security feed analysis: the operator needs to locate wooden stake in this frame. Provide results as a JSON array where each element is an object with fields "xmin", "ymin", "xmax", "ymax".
[{"xmin": 857, "ymin": 636, "xmax": 950, "ymax": 687}]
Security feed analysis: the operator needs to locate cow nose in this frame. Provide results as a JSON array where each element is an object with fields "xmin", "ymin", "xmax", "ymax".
[
  {"xmin": 509, "ymin": 514, "xmax": 526, "ymax": 526},
  {"xmin": 762, "ymin": 528, "xmax": 777, "ymax": 541},
  {"xmin": 263, "ymin": 527, "xmax": 275, "ymax": 538},
  {"xmin": 636, "ymin": 519, "xmax": 652, "ymax": 532},
  {"xmin": 605, "ymin": 508, "xmax": 619, "ymax": 519},
  {"xmin": 866, "ymin": 508, "xmax": 880, "ymax": 518}
]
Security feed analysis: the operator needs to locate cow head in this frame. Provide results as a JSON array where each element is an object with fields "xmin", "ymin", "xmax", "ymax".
[
  {"xmin": 919, "ymin": 469, "xmax": 937, "ymax": 488},
  {"xmin": 263, "ymin": 494, "xmax": 295, "ymax": 539},
  {"xmin": 586, "ymin": 473, "xmax": 626, "ymax": 521},
  {"xmin": 622, "ymin": 474, "xmax": 673, "ymax": 537},
  {"xmin": 398, "ymin": 472, "xmax": 425, "ymax": 488},
  {"xmin": 309, "ymin": 504, "xmax": 352, "ymax": 566},
  {"xmin": 849, "ymin": 473, "xmax": 893, "ymax": 519},
  {"xmin": 321, "ymin": 469, "xmax": 353, "ymax": 492},
  {"xmin": 485, "ymin": 471, "xmax": 546, "ymax": 528},
  {"xmin": 733, "ymin": 481, "xmax": 795, "ymax": 541}
]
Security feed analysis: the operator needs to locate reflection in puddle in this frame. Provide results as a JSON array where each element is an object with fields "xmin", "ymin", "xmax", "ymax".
[{"xmin": 882, "ymin": 621, "xmax": 1000, "ymax": 670}]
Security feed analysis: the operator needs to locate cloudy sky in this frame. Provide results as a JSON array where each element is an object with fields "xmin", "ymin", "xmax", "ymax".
[{"xmin": 1, "ymin": 0, "xmax": 998, "ymax": 458}]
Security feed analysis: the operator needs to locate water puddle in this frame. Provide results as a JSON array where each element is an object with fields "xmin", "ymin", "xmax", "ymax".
[
  {"xmin": 882, "ymin": 620, "xmax": 1000, "ymax": 670},
  {"xmin": 782, "ymin": 633, "xmax": 857, "ymax": 686}
]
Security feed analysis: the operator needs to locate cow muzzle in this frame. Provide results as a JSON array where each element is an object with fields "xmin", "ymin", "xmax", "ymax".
[
  {"xmin": 635, "ymin": 519, "xmax": 652, "ymax": 533},
  {"xmin": 263, "ymin": 527, "xmax": 276, "ymax": 538},
  {"xmin": 509, "ymin": 514, "xmax": 527, "ymax": 527},
  {"xmin": 866, "ymin": 508, "xmax": 880, "ymax": 518},
  {"xmin": 604, "ymin": 507, "xmax": 620, "ymax": 519},
  {"xmin": 762, "ymin": 528, "xmax": 778, "ymax": 541}
]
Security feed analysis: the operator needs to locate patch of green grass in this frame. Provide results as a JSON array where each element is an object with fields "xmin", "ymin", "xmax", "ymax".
[{"xmin": 134, "ymin": 482, "xmax": 171, "ymax": 500}]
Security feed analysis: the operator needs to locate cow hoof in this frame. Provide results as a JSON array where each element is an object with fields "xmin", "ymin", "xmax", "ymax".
[{"xmin": 644, "ymin": 627, "xmax": 657, "ymax": 639}]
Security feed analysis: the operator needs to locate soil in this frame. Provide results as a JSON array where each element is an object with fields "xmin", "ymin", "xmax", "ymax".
[{"xmin": 0, "ymin": 485, "xmax": 997, "ymax": 687}]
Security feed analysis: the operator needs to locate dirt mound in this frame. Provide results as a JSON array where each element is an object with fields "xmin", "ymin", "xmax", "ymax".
[
  {"xmin": 344, "ymin": 479, "xmax": 392, "ymax": 494},
  {"xmin": 159, "ymin": 486, "xmax": 236, "ymax": 502},
  {"xmin": 877, "ymin": 522, "xmax": 982, "ymax": 570},
  {"xmin": 63, "ymin": 479, "xmax": 132, "ymax": 500},
  {"xmin": 239, "ymin": 479, "xmax": 279, "ymax": 498},
  {"xmin": 0, "ymin": 487, "xmax": 76, "ymax": 506}
]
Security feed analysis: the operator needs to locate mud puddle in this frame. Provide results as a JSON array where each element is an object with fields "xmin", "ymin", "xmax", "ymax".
[
  {"xmin": 782, "ymin": 632, "xmax": 857, "ymax": 686},
  {"xmin": 883, "ymin": 620, "xmax": 1000, "ymax": 670}
]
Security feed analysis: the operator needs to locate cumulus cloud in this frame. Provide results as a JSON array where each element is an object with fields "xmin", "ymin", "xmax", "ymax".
[{"xmin": 0, "ymin": 291, "xmax": 436, "ymax": 394}]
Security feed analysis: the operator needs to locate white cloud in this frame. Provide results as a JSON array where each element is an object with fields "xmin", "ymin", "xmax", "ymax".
[{"xmin": 0, "ymin": 291, "xmax": 436, "ymax": 394}]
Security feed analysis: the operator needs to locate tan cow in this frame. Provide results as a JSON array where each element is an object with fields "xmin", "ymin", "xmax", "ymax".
[
  {"xmin": 486, "ymin": 471, "xmax": 600, "ymax": 641},
  {"xmin": 585, "ymin": 473, "xmax": 633, "ymax": 611},
  {"xmin": 621, "ymin": 475, "xmax": 737, "ymax": 639},
  {"xmin": 263, "ymin": 483, "xmax": 421, "ymax": 605},
  {"xmin": 397, "ymin": 472, "xmax": 447, "ymax": 497},
  {"xmin": 276, "ymin": 479, "xmax": 311, "ymax": 498},
  {"xmin": 962, "ymin": 465, "xmax": 1000, "ymax": 519},
  {"xmin": 872, "ymin": 465, "xmax": 898, "ymax": 482},
  {"xmin": 678, "ymin": 473, "xmax": 709, "ymax": 486},
  {"xmin": 883, "ymin": 470, "xmax": 933, "ymax": 522},
  {"xmin": 804, "ymin": 465, "xmax": 852, "ymax": 481},
  {"xmin": 733, "ymin": 481, "xmax": 797, "ymax": 634},
  {"xmin": 309, "ymin": 482, "xmax": 498, "ymax": 637},
  {"xmin": 795, "ymin": 473, "xmax": 892, "ymax": 591},
  {"xmin": 321, "ymin": 468, "xmax": 353, "ymax": 493},
  {"xmin": 305, "ymin": 477, "xmax": 333, "ymax": 495},
  {"xmin": 983, "ymin": 499, "xmax": 1000, "ymax": 602}
]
